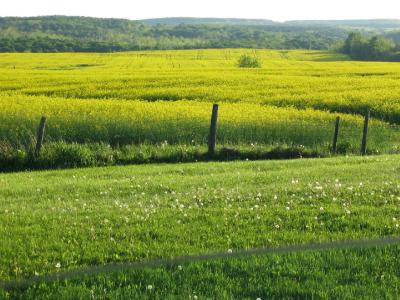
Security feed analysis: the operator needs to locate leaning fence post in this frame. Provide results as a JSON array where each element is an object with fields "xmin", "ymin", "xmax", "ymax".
[
  {"xmin": 208, "ymin": 104, "xmax": 219, "ymax": 156},
  {"xmin": 361, "ymin": 110, "xmax": 370, "ymax": 156},
  {"xmin": 35, "ymin": 116, "xmax": 47, "ymax": 157},
  {"xmin": 332, "ymin": 116, "xmax": 340, "ymax": 154}
]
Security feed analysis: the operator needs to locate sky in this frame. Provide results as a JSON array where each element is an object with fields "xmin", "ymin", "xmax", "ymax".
[{"xmin": 1, "ymin": 0, "xmax": 400, "ymax": 21}]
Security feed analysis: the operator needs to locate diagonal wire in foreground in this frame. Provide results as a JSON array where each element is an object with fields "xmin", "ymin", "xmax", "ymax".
[{"xmin": 1, "ymin": 235, "xmax": 400, "ymax": 290}]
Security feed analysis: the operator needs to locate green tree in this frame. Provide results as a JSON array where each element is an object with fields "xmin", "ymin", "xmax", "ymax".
[
  {"xmin": 237, "ymin": 54, "xmax": 262, "ymax": 68},
  {"xmin": 343, "ymin": 32, "xmax": 368, "ymax": 59},
  {"xmin": 368, "ymin": 36, "xmax": 395, "ymax": 60}
]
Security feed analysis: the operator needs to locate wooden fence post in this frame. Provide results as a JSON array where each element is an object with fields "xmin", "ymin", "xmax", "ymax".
[
  {"xmin": 332, "ymin": 116, "xmax": 340, "ymax": 154},
  {"xmin": 208, "ymin": 104, "xmax": 219, "ymax": 156},
  {"xmin": 361, "ymin": 110, "xmax": 370, "ymax": 156},
  {"xmin": 35, "ymin": 116, "xmax": 47, "ymax": 157}
]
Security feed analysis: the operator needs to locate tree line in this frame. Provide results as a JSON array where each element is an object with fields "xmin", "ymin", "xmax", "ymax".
[
  {"xmin": 338, "ymin": 32, "xmax": 400, "ymax": 61},
  {"xmin": 0, "ymin": 16, "xmax": 346, "ymax": 52},
  {"xmin": 1, "ymin": 16, "xmax": 400, "ymax": 60}
]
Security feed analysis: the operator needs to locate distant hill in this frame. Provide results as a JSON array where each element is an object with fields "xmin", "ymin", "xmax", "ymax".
[
  {"xmin": 140, "ymin": 17, "xmax": 277, "ymax": 26},
  {"xmin": 286, "ymin": 19, "xmax": 400, "ymax": 30},
  {"xmin": 142, "ymin": 17, "xmax": 400, "ymax": 30},
  {"xmin": 0, "ymin": 16, "xmax": 399, "ymax": 53}
]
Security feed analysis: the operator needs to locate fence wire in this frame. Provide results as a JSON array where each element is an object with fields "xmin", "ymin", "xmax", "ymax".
[{"xmin": 1, "ymin": 235, "xmax": 400, "ymax": 291}]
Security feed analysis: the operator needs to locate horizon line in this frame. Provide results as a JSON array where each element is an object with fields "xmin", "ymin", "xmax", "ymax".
[{"xmin": 1, "ymin": 14, "xmax": 400, "ymax": 23}]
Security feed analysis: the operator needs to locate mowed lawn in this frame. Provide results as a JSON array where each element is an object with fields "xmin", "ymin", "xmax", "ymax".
[{"xmin": 0, "ymin": 155, "xmax": 400, "ymax": 299}]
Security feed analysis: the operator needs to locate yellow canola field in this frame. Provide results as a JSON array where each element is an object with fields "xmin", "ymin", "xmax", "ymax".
[{"xmin": 0, "ymin": 49, "xmax": 399, "ymax": 151}]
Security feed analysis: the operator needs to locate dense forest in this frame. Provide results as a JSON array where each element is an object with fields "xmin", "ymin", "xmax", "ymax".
[
  {"xmin": 0, "ymin": 16, "xmax": 399, "ymax": 53},
  {"xmin": 339, "ymin": 32, "xmax": 400, "ymax": 61},
  {"xmin": 386, "ymin": 31, "xmax": 400, "ymax": 43},
  {"xmin": 0, "ymin": 16, "xmax": 349, "ymax": 52}
]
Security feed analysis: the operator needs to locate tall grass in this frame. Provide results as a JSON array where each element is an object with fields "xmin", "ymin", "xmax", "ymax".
[{"xmin": 0, "ymin": 96, "xmax": 397, "ymax": 150}]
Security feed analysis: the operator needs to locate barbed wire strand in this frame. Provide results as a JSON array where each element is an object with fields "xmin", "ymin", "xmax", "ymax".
[{"xmin": 1, "ymin": 235, "xmax": 400, "ymax": 290}]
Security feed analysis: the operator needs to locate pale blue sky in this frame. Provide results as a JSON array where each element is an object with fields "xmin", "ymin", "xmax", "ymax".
[{"xmin": 2, "ymin": 0, "xmax": 400, "ymax": 21}]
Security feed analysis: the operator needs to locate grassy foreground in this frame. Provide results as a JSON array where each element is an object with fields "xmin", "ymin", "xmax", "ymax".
[{"xmin": 0, "ymin": 155, "xmax": 399, "ymax": 298}]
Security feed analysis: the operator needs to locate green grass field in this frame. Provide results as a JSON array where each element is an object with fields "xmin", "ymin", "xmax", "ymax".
[
  {"xmin": 1, "ymin": 49, "xmax": 399, "ymax": 171},
  {"xmin": 1, "ymin": 155, "xmax": 400, "ymax": 298}
]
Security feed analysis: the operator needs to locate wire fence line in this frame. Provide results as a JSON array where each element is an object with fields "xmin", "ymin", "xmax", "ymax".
[
  {"xmin": 26, "ymin": 106, "xmax": 382, "ymax": 157},
  {"xmin": 1, "ymin": 235, "xmax": 400, "ymax": 291}
]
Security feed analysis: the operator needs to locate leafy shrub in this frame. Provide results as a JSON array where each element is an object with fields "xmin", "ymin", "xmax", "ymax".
[
  {"xmin": 90, "ymin": 143, "xmax": 117, "ymax": 166},
  {"xmin": 0, "ymin": 143, "xmax": 27, "ymax": 170},
  {"xmin": 336, "ymin": 142, "xmax": 353, "ymax": 154},
  {"xmin": 39, "ymin": 143, "xmax": 95, "ymax": 168},
  {"xmin": 237, "ymin": 54, "xmax": 262, "ymax": 68}
]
